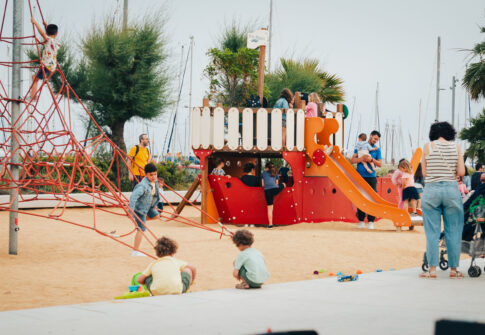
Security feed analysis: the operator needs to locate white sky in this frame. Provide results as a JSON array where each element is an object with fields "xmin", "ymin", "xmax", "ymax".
[{"xmin": 1, "ymin": 0, "xmax": 484, "ymax": 160}]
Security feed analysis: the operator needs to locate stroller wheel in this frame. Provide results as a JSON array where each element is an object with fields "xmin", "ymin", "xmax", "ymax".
[
  {"xmin": 422, "ymin": 263, "xmax": 429, "ymax": 272},
  {"xmin": 439, "ymin": 261, "xmax": 449, "ymax": 271},
  {"xmin": 468, "ymin": 265, "xmax": 481, "ymax": 278}
]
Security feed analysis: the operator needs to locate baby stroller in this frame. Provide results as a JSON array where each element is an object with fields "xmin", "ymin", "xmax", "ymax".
[{"xmin": 421, "ymin": 184, "xmax": 485, "ymax": 277}]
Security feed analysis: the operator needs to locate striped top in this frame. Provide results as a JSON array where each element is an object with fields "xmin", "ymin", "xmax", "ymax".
[{"xmin": 425, "ymin": 141, "xmax": 458, "ymax": 183}]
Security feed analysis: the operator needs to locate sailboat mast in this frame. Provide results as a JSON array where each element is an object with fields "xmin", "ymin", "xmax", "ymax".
[
  {"xmin": 187, "ymin": 36, "xmax": 194, "ymax": 157},
  {"xmin": 417, "ymin": 99, "xmax": 422, "ymax": 148},
  {"xmin": 435, "ymin": 36, "xmax": 441, "ymax": 122}
]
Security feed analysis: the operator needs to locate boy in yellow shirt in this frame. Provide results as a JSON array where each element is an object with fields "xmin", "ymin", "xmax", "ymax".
[
  {"xmin": 128, "ymin": 134, "xmax": 151, "ymax": 188},
  {"xmin": 137, "ymin": 236, "xmax": 196, "ymax": 295}
]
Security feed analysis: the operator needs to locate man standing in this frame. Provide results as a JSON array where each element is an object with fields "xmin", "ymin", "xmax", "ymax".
[
  {"xmin": 129, "ymin": 134, "xmax": 151, "ymax": 188},
  {"xmin": 129, "ymin": 163, "xmax": 162, "ymax": 256},
  {"xmin": 350, "ymin": 130, "xmax": 382, "ymax": 229},
  {"xmin": 471, "ymin": 163, "xmax": 483, "ymax": 191}
]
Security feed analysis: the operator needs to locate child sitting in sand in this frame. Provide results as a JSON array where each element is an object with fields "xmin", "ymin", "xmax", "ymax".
[
  {"xmin": 232, "ymin": 229, "xmax": 269, "ymax": 289},
  {"xmin": 355, "ymin": 133, "xmax": 378, "ymax": 173},
  {"xmin": 398, "ymin": 160, "xmax": 420, "ymax": 215},
  {"xmin": 137, "ymin": 236, "xmax": 196, "ymax": 295},
  {"xmin": 305, "ymin": 92, "xmax": 321, "ymax": 117},
  {"xmin": 29, "ymin": 18, "xmax": 60, "ymax": 100}
]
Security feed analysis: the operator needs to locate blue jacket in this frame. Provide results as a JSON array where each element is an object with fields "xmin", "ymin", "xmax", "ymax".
[{"xmin": 129, "ymin": 177, "xmax": 160, "ymax": 215}]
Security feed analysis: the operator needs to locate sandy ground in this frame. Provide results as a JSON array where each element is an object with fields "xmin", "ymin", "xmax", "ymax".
[{"xmin": 1, "ymin": 206, "xmax": 430, "ymax": 311}]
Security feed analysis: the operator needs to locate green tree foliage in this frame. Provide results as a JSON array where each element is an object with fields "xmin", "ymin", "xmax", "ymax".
[
  {"xmin": 460, "ymin": 108, "xmax": 485, "ymax": 163},
  {"xmin": 266, "ymin": 58, "xmax": 345, "ymax": 106},
  {"xmin": 28, "ymin": 15, "xmax": 171, "ymax": 154},
  {"xmin": 204, "ymin": 23, "xmax": 260, "ymax": 107},
  {"xmin": 462, "ymin": 25, "xmax": 485, "ymax": 100}
]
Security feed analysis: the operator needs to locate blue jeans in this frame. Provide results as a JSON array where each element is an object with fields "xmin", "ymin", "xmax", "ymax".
[{"xmin": 421, "ymin": 181, "xmax": 463, "ymax": 268}]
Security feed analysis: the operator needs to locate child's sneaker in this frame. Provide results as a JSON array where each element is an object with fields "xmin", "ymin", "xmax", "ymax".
[
  {"xmin": 357, "ymin": 221, "xmax": 365, "ymax": 229},
  {"xmin": 325, "ymin": 145, "xmax": 334, "ymax": 156},
  {"xmin": 368, "ymin": 222, "xmax": 375, "ymax": 230},
  {"xmin": 131, "ymin": 250, "xmax": 147, "ymax": 257}
]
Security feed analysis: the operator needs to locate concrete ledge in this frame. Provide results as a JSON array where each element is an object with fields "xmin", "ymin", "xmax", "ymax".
[{"xmin": 1, "ymin": 262, "xmax": 484, "ymax": 335}]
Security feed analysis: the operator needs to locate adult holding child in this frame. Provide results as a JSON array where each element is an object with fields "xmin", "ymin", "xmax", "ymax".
[
  {"xmin": 420, "ymin": 122, "xmax": 465, "ymax": 279},
  {"xmin": 350, "ymin": 130, "xmax": 382, "ymax": 229}
]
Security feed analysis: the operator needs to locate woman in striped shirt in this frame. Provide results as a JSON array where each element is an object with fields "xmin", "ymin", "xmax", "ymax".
[{"xmin": 420, "ymin": 122, "xmax": 465, "ymax": 279}]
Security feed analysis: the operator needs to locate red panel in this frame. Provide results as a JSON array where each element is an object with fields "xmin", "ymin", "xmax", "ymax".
[
  {"xmin": 378, "ymin": 177, "xmax": 400, "ymax": 204},
  {"xmin": 207, "ymin": 152, "xmax": 401, "ymax": 226},
  {"xmin": 209, "ymin": 175, "xmax": 269, "ymax": 225}
]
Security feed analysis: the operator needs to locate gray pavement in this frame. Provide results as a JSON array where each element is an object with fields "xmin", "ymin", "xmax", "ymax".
[{"xmin": 1, "ymin": 259, "xmax": 485, "ymax": 335}]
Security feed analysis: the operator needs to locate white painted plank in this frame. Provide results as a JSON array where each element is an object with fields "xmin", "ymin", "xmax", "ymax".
[
  {"xmin": 271, "ymin": 109, "xmax": 282, "ymax": 151},
  {"xmin": 286, "ymin": 109, "xmax": 295, "ymax": 151},
  {"xmin": 256, "ymin": 108, "xmax": 268, "ymax": 151},
  {"xmin": 201, "ymin": 107, "xmax": 212, "ymax": 149},
  {"xmin": 191, "ymin": 107, "xmax": 201, "ymax": 149},
  {"xmin": 242, "ymin": 108, "xmax": 254, "ymax": 150},
  {"xmin": 213, "ymin": 107, "xmax": 225, "ymax": 149},
  {"xmin": 227, "ymin": 108, "xmax": 239, "ymax": 150},
  {"xmin": 296, "ymin": 109, "xmax": 305, "ymax": 151}
]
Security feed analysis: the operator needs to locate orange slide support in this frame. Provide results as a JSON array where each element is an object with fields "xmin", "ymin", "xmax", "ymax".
[{"xmin": 305, "ymin": 117, "xmax": 418, "ymax": 230}]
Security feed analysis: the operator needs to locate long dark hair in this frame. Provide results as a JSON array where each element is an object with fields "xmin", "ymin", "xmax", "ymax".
[{"xmin": 280, "ymin": 88, "xmax": 293, "ymax": 104}]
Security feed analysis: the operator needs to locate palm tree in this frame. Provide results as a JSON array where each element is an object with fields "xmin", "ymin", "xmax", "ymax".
[
  {"xmin": 462, "ymin": 26, "xmax": 485, "ymax": 100},
  {"xmin": 266, "ymin": 58, "xmax": 345, "ymax": 106}
]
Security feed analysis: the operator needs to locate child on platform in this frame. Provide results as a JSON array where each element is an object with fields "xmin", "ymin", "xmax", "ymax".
[
  {"xmin": 305, "ymin": 92, "xmax": 321, "ymax": 117},
  {"xmin": 398, "ymin": 160, "xmax": 420, "ymax": 215},
  {"xmin": 29, "ymin": 18, "xmax": 60, "ymax": 100},
  {"xmin": 211, "ymin": 158, "xmax": 226, "ymax": 176},
  {"xmin": 232, "ymin": 229, "xmax": 269, "ymax": 289},
  {"xmin": 137, "ymin": 236, "xmax": 196, "ymax": 296},
  {"xmin": 355, "ymin": 133, "xmax": 378, "ymax": 173}
]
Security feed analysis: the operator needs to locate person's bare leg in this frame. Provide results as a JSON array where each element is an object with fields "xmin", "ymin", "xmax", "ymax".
[
  {"xmin": 282, "ymin": 127, "xmax": 286, "ymax": 148},
  {"xmin": 363, "ymin": 162, "xmax": 373, "ymax": 174},
  {"xmin": 267, "ymin": 205, "xmax": 273, "ymax": 228},
  {"xmin": 403, "ymin": 200, "xmax": 409, "ymax": 213},
  {"xmin": 410, "ymin": 199, "xmax": 417, "ymax": 213},
  {"xmin": 134, "ymin": 230, "xmax": 143, "ymax": 250}
]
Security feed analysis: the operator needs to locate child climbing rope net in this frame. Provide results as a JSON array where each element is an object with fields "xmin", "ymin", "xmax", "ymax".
[{"xmin": 0, "ymin": 0, "xmax": 230, "ymax": 258}]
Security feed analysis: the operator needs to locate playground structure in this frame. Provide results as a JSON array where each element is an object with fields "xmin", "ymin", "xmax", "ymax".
[
  {"xmin": 191, "ymin": 101, "xmax": 420, "ymax": 230},
  {"xmin": 0, "ymin": 0, "xmax": 230, "ymax": 257}
]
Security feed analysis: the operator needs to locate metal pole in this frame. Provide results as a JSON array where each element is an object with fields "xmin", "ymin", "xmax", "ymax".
[
  {"xmin": 385, "ymin": 122, "xmax": 389, "ymax": 164},
  {"xmin": 435, "ymin": 36, "xmax": 441, "ymax": 122},
  {"xmin": 257, "ymin": 28, "xmax": 267, "ymax": 104},
  {"xmin": 451, "ymin": 76, "xmax": 457, "ymax": 128},
  {"xmin": 391, "ymin": 123, "xmax": 395, "ymax": 167},
  {"xmin": 417, "ymin": 99, "xmax": 421, "ymax": 148},
  {"xmin": 9, "ymin": 0, "xmax": 24, "ymax": 255},
  {"xmin": 123, "ymin": 0, "xmax": 128, "ymax": 31},
  {"xmin": 268, "ymin": 0, "xmax": 273, "ymax": 72},
  {"xmin": 188, "ymin": 36, "xmax": 194, "ymax": 156}
]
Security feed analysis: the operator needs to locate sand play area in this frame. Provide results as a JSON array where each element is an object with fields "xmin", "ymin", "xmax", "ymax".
[{"xmin": 1, "ymin": 206, "xmax": 430, "ymax": 311}]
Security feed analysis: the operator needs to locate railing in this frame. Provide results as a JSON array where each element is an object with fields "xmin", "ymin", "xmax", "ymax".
[{"xmin": 191, "ymin": 107, "xmax": 344, "ymax": 152}]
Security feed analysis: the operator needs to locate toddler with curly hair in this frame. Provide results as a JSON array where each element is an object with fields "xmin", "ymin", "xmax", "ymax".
[{"xmin": 232, "ymin": 229, "xmax": 269, "ymax": 289}]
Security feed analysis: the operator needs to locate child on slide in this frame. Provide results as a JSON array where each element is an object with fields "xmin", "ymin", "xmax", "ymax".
[
  {"xmin": 232, "ymin": 229, "xmax": 269, "ymax": 289},
  {"xmin": 355, "ymin": 133, "xmax": 378, "ymax": 173},
  {"xmin": 137, "ymin": 236, "xmax": 196, "ymax": 295}
]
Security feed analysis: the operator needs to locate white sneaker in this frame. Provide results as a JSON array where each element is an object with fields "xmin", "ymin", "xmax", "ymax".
[
  {"xmin": 368, "ymin": 222, "xmax": 375, "ymax": 230},
  {"xmin": 131, "ymin": 250, "xmax": 147, "ymax": 257},
  {"xmin": 357, "ymin": 221, "xmax": 365, "ymax": 229},
  {"xmin": 249, "ymin": 224, "xmax": 255, "ymax": 227}
]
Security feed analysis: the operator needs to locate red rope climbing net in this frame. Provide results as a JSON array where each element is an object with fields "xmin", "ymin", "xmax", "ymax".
[{"xmin": 0, "ymin": 0, "xmax": 230, "ymax": 258}]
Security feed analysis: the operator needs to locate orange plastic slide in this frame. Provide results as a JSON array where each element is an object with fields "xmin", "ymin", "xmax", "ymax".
[{"xmin": 305, "ymin": 117, "xmax": 415, "ymax": 229}]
